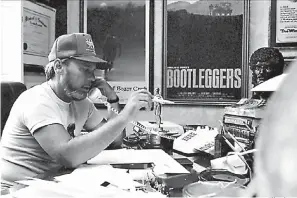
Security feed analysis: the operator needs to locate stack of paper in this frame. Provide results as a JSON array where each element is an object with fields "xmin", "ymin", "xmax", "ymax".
[{"xmin": 87, "ymin": 149, "xmax": 189, "ymax": 175}]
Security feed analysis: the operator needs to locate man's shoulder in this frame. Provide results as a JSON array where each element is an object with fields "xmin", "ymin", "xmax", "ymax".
[
  {"xmin": 21, "ymin": 83, "xmax": 47, "ymax": 97},
  {"xmin": 17, "ymin": 83, "xmax": 55, "ymax": 106}
]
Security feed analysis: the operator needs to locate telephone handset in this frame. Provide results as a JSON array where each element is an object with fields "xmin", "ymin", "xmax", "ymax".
[
  {"xmin": 173, "ymin": 126, "xmax": 218, "ymax": 155},
  {"xmin": 88, "ymin": 87, "xmax": 107, "ymax": 103}
]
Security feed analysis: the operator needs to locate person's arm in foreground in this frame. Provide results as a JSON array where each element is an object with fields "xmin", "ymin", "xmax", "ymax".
[
  {"xmin": 33, "ymin": 89, "xmax": 153, "ymax": 168},
  {"xmin": 86, "ymin": 77, "xmax": 125, "ymax": 148}
]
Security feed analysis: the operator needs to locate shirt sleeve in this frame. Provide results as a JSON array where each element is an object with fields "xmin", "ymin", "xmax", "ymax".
[{"xmin": 23, "ymin": 102, "xmax": 63, "ymax": 134}]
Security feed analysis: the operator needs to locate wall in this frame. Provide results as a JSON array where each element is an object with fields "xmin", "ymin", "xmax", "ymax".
[
  {"xmin": 249, "ymin": 0, "xmax": 270, "ymax": 57},
  {"xmin": 137, "ymin": 0, "xmax": 297, "ymax": 129},
  {"xmin": 4, "ymin": 0, "xmax": 286, "ymax": 131},
  {"xmin": 249, "ymin": 0, "xmax": 297, "ymax": 61},
  {"xmin": 141, "ymin": 0, "xmax": 244, "ymax": 129},
  {"xmin": 115, "ymin": 0, "xmax": 229, "ymax": 130},
  {"xmin": 0, "ymin": 1, "xmax": 23, "ymax": 83},
  {"xmin": 24, "ymin": 0, "xmax": 80, "ymax": 89}
]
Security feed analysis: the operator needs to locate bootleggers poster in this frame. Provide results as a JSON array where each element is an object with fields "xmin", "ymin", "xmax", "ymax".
[{"xmin": 165, "ymin": 8, "xmax": 243, "ymax": 103}]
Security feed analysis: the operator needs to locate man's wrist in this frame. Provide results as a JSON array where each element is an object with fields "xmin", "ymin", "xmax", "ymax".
[{"xmin": 107, "ymin": 95, "xmax": 119, "ymax": 104}]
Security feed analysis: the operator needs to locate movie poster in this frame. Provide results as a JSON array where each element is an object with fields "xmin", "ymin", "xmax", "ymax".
[{"xmin": 165, "ymin": 0, "xmax": 243, "ymax": 103}]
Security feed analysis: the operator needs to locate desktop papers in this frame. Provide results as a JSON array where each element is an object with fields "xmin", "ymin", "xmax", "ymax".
[
  {"xmin": 55, "ymin": 164, "xmax": 143, "ymax": 190},
  {"xmin": 87, "ymin": 149, "xmax": 189, "ymax": 174},
  {"xmin": 14, "ymin": 178, "xmax": 118, "ymax": 198},
  {"xmin": 10, "ymin": 150, "xmax": 186, "ymax": 198},
  {"xmin": 13, "ymin": 180, "xmax": 165, "ymax": 198},
  {"xmin": 13, "ymin": 166, "xmax": 166, "ymax": 198}
]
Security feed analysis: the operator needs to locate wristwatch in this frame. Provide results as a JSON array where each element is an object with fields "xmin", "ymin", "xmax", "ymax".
[{"xmin": 107, "ymin": 95, "xmax": 119, "ymax": 104}]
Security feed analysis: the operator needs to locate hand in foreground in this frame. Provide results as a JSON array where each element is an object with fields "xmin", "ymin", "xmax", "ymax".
[
  {"xmin": 91, "ymin": 77, "xmax": 117, "ymax": 100},
  {"xmin": 121, "ymin": 89, "xmax": 153, "ymax": 121}
]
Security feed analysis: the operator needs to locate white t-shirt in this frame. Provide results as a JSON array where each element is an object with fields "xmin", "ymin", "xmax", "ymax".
[{"xmin": 1, "ymin": 82, "xmax": 103, "ymax": 184}]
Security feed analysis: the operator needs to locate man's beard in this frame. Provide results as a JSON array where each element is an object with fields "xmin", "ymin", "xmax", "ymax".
[{"xmin": 64, "ymin": 82, "xmax": 87, "ymax": 101}]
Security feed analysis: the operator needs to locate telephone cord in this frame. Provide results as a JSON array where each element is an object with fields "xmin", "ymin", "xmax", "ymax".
[{"xmin": 103, "ymin": 101, "xmax": 176, "ymax": 140}]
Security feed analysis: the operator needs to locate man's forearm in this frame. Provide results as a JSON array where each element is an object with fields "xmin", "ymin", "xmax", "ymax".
[
  {"xmin": 107, "ymin": 102, "xmax": 126, "ymax": 147},
  {"xmin": 60, "ymin": 113, "xmax": 128, "ymax": 167}
]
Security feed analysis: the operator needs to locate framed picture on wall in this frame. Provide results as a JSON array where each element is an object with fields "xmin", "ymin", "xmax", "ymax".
[
  {"xmin": 22, "ymin": 0, "xmax": 56, "ymax": 66},
  {"xmin": 162, "ymin": 0, "xmax": 250, "ymax": 105},
  {"xmin": 271, "ymin": 0, "xmax": 297, "ymax": 47},
  {"xmin": 84, "ymin": 0, "xmax": 154, "ymax": 105}
]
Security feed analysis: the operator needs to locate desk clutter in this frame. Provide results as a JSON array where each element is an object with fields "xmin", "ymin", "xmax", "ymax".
[
  {"xmin": 5, "ymin": 121, "xmax": 257, "ymax": 197},
  {"xmin": 89, "ymin": 87, "xmax": 258, "ymax": 196},
  {"xmin": 5, "ymin": 94, "xmax": 260, "ymax": 197},
  {"xmin": 121, "ymin": 120, "xmax": 256, "ymax": 197},
  {"xmin": 9, "ymin": 148, "xmax": 251, "ymax": 198}
]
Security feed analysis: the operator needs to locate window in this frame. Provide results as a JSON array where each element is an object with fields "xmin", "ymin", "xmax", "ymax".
[{"xmin": 87, "ymin": 0, "xmax": 153, "ymax": 104}]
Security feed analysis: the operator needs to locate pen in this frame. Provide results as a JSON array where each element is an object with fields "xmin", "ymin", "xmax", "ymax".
[
  {"xmin": 228, "ymin": 149, "xmax": 257, "ymax": 156},
  {"xmin": 101, "ymin": 181, "xmax": 130, "ymax": 192},
  {"xmin": 240, "ymin": 149, "xmax": 257, "ymax": 155}
]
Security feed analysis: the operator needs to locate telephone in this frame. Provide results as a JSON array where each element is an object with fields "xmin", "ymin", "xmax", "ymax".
[
  {"xmin": 88, "ymin": 88, "xmax": 180, "ymax": 147},
  {"xmin": 173, "ymin": 126, "xmax": 218, "ymax": 155}
]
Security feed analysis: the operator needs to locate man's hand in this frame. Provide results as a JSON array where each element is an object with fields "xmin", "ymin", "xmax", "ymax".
[
  {"xmin": 121, "ymin": 89, "xmax": 153, "ymax": 121},
  {"xmin": 91, "ymin": 77, "xmax": 117, "ymax": 100}
]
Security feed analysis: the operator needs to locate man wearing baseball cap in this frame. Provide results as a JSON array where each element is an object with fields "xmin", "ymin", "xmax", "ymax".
[{"xmin": 1, "ymin": 33, "xmax": 153, "ymax": 188}]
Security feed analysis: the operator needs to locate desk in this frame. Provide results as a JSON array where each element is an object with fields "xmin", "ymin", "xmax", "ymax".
[
  {"xmin": 1, "ymin": 166, "xmax": 74, "ymax": 196},
  {"xmin": 2, "ymin": 149, "xmax": 212, "ymax": 197}
]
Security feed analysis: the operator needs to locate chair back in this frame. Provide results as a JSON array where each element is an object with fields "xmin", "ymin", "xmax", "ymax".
[{"xmin": 1, "ymin": 82, "xmax": 27, "ymax": 135}]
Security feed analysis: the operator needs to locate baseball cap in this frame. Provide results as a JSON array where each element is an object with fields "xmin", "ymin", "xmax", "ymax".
[{"xmin": 48, "ymin": 33, "xmax": 106, "ymax": 65}]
